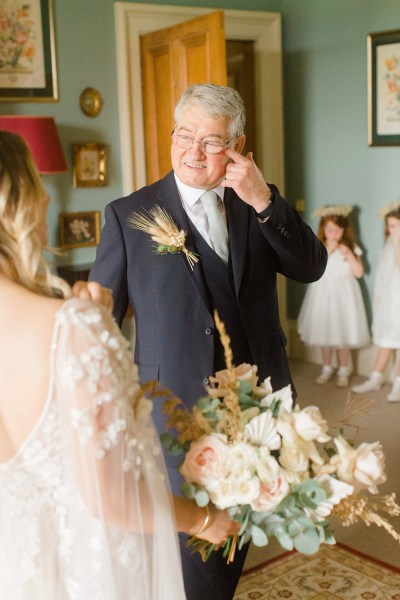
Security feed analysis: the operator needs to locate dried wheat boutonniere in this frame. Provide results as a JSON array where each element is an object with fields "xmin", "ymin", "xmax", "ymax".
[{"xmin": 127, "ymin": 205, "xmax": 199, "ymax": 270}]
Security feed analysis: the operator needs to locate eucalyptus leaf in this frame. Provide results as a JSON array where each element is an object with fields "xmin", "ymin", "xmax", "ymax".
[
  {"xmin": 169, "ymin": 440, "xmax": 184, "ymax": 456},
  {"xmin": 288, "ymin": 520, "xmax": 304, "ymax": 537},
  {"xmin": 323, "ymin": 527, "xmax": 336, "ymax": 545},
  {"xmin": 296, "ymin": 515, "xmax": 317, "ymax": 529},
  {"xmin": 239, "ymin": 531, "xmax": 252, "ymax": 548},
  {"xmin": 197, "ymin": 396, "xmax": 211, "ymax": 409},
  {"xmin": 238, "ymin": 380, "xmax": 253, "ymax": 394},
  {"xmin": 159, "ymin": 432, "xmax": 174, "ymax": 449},
  {"xmin": 276, "ymin": 532, "xmax": 294, "ymax": 551},
  {"xmin": 238, "ymin": 392, "xmax": 254, "ymax": 405},
  {"xmin": 270, "ymin": 399, "xmax": 282, "ymax": 418},
  {"xmin": 238, "ymin": 506, "xmax": 252, "ymax": 535},
  {"xmin": 294, "ymin": 528, "xmax": 320, "ymax": 555},
  {"xmin": 181, "ymin": 482, "xmax": 196, "ymax": 500},
  {"xmin": 251, "ymin": 525, "xmax": 268, "ymax": 547},
  {"xmin": 195, "ymin": 489, "xmax": 210, "ymax": 507},
  {"xmin": 209, "ymin": 398, "xmax": 221, "ymax": 410},
  {"xmin": 203, "ymin": 411, "xmax": 219, "ymax": 421}
]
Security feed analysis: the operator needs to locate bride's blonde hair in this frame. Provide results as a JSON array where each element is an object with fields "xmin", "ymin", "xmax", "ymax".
[{"xmin": 0, "ymin": 131, "xmax": 70, "ymax": 298}]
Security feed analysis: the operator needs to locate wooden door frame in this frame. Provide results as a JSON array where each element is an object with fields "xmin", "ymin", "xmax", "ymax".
[{"xmin": 114, "ymin": 2, "xmax": 287, "ymax": 337}]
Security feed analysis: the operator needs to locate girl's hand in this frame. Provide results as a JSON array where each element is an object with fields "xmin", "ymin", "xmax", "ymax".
[{"xmin": 338, "ymin": 243, "xmax": 350, "ymax": 256}]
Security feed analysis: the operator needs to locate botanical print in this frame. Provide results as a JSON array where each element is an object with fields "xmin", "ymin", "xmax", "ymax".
[
  {"xmin": 0, "ymin": 0, "xmax": 45, "ymax": 89},
  {"xmin": 60, "ymin": 212, "xmax": 100, "ymax": 249},
  {"xmin": 377, "ymin": 42, "xmax": 400, "ymax": 136}
]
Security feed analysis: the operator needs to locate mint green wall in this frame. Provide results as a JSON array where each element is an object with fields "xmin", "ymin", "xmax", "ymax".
[
  {"xmin": 1, "ymin": 0, "xmax": 121, "ymax": 268},
  {"xmin": 2, "ymin": 0, "xmax": 399, "ymax": 321},
  {"xmin": 281, "ymin": 0, "xmax": 400, "ymax": 320}
]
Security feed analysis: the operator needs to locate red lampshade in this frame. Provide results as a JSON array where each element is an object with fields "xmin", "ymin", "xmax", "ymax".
[{"xmin": 0, "ymin": 116, "xmax": 67, "ymax": 174}]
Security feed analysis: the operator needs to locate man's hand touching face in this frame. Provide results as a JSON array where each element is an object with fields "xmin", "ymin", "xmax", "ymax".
[{"xmin": 222, "ymin": 149, "xmax": 272, "ymax": 213}]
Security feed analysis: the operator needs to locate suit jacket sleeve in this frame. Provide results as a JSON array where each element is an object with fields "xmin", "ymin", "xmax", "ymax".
[
  {"xmin": 89, "ymin": 203, "xmax": 129, "ymax": 326},
  {"xmin": 257, "ymin": 185, "xmax": 327, "ymax": 283}
]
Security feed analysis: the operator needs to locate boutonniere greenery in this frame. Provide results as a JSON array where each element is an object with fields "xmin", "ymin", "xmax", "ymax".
[{"xmin": 127, "ymin": 205, "xmax": 199, "ymax": 270}]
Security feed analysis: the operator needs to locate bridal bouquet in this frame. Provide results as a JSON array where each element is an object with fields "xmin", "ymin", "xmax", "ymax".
[{"xmin": 161, "ymin": 313, "xmax": 400, "ymax": 562}]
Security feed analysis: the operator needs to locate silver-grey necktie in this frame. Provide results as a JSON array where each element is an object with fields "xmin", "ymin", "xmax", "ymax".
[{"xmin": 200, "ymin": 190, "xmax": 229, "ymax": 263}]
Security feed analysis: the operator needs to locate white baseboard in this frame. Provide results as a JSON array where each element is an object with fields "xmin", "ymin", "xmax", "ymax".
[{"xmin": 287, "ymin": 319, "xmax": 397, "ymax": 382}]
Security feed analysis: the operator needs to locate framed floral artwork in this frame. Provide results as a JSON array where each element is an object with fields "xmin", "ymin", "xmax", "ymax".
[
  {"xmin": 72, "ymin": 143, "xmax": 108, "ymax": 187},
  {"xmin": 0, "ymin": 0, "xmax": 58, "ymax": 101},
  {"xmin": 59, "ymin": 211, "xmax": 101, "ymax": 249},
  {"xmin": 368, "ymin": 29, "xmax": 400, "ymax": 146}
]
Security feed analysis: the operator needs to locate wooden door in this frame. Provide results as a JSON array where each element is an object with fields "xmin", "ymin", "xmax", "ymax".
[{"xmin": 140, "ymin": 11, "xmax": 227, "ymax": 184}]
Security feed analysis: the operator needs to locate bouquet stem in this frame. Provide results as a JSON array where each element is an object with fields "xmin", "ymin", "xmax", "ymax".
[{"xmin": 227, "ymin": 534, "xmax": 238, "ymax": 564}]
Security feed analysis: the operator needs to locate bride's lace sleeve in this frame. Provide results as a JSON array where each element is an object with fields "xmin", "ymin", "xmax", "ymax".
[{"xmin": 54, "ymin": 298, "xmax": 185, "ymax": 600}]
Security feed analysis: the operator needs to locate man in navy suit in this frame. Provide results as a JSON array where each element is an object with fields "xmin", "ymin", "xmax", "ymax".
[{"xmin": 89, "ymin": 84, "xmax": 327, "ymax": 599}]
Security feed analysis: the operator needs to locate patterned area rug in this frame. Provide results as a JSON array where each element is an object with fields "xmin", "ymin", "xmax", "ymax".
[{"xmin": 234, "ymin": 543, "xmax": 400, "ymax": 599}]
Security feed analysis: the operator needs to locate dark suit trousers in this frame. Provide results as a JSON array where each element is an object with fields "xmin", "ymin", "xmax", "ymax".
[{"xmin": 179, "ymin": 532, "xmax": 249, "ymax": 600}]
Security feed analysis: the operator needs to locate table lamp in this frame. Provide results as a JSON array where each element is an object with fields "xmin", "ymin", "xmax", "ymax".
[{"xmin": 0, "ymin": 115, "xmax": 67, "ymax": 174}]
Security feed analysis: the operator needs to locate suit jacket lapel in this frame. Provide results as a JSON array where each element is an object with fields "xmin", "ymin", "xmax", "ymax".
[
  {"xmin": 156, "ymin": 172, "xmax": 212, "ymax": 314},
  {"xmin": 225, "ymin": 189, "xmax": 250, "ymax": 296}
]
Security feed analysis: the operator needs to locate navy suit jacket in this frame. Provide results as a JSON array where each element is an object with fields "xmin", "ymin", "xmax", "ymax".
[{"xmin": 90, "ymin": 171, "xmax": 327, "ymax": 440}]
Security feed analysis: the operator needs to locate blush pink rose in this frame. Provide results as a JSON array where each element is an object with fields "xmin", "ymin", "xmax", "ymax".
[
  {"xmin": 180, "ymin": 434, "xmax": 228, "ymax": 486},
  {"xmin": 250, "ymin": 475, "xmax": 290, "ymax": 512}
]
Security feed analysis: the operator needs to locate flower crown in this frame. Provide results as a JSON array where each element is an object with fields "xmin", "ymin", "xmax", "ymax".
[
  {"xmin": 313, "ymin": 205, "xmax": 353, "ymax": 218},
  {"xmin": 379, "ymin": 197, "xmax": 400, "ymax": 219}
]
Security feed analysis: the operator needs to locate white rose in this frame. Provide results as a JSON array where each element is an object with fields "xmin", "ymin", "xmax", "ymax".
[
  {"xmin": 277, "ymin": 411, "xmax": 324, "ymax": 465},
  {"xmin": 292, "ymin": 406, "xmax": 330, "ymax": 443},
  {"xmin": 207, "ymin": 478, "xmax": 237, "ymax": 509},
  {"xmin": 256, "ymin": 449, "xmax": 281, "ymax": 483},
  {"xmin": 208, "ymin": 475, "xmax": 259, "ymax": 509},
  {"xmin": 332, "ymin": 435, "xmax": 387, "ymax": 494},
  {"xmin": 279, "ymin": 443, "xmax": 310, "ymax": 483},
  {"xmin": 227, "ymin": 442, "xmax": 258, "ymax": 477},
  {"xmin": 230, "ymin": 476, "xmax": 260, "ymax": 506}
]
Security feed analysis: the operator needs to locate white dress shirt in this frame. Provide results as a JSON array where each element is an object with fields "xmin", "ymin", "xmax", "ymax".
[{"xmin": 174, "ymin": 174, "xmax": 227, "ymax": 250}]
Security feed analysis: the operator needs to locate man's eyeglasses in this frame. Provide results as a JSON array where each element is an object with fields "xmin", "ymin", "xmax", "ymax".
[{"xmin": 171, "ymin": 131, "xmax": 233, "ymax": 155}]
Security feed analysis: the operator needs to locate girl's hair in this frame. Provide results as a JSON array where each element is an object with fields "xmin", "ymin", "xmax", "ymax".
[
  {"xmin": 174, "ymin": 84, "xmax": 246, "ymax": 140},
  {"xmin": 384, "ymin": 207, "xmax": 400, "ymax": 240},
  {"xmin": 317, "ymin": 214, "xmax": 356, "ymax": 252},
  {"xmin": 0, "ymin": 131, "xmax": 70, "ymax": 298}
]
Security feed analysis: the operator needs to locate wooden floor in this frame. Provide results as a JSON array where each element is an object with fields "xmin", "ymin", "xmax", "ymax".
[{"xmin": 244, "ymin": 358, "xmax": 400, "ymax": 571}]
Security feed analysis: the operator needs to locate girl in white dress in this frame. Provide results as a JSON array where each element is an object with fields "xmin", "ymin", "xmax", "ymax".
[
  {"xmin": 352, "ymin": 200, "xmax": 400, "ymax": 401},
  {"xmin": 0, "ymin": 131, "xmax": 239, "ymax": 599},
  {"xmin": 298, "ymin": 205, "xmax": 370, "ymax": 388}
]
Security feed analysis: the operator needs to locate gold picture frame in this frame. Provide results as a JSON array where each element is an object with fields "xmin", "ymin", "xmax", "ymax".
[
  {"xmin": 59, "ymin": 211, "xmax": 101, "ymax": 249},
  {"xmin": 72, "ymin": 143, "xmax": 107, "ymax": 187}
]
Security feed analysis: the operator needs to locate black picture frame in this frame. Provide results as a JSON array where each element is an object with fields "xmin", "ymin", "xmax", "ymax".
[
  {"xmin": 0, "ymin": 0, "xmax": 58, "ymax": 102},
  {"xmin": 368, "ymin": 29, "xmax": 400, "ymax": 146}
]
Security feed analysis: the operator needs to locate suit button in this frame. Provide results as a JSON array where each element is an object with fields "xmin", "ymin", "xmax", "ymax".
[
  {"xmin": 205, "ymin": 327, "xmax": 213, "ymax": 335},
  {"xmin": 202, "ymin": 377, "xmax": 209, "ymax": 385}
]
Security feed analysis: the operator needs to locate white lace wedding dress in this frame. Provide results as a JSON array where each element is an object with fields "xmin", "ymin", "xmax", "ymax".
[{"xmin": 0, "ymin": 298, "xmax": 186, "ymax": 600}]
